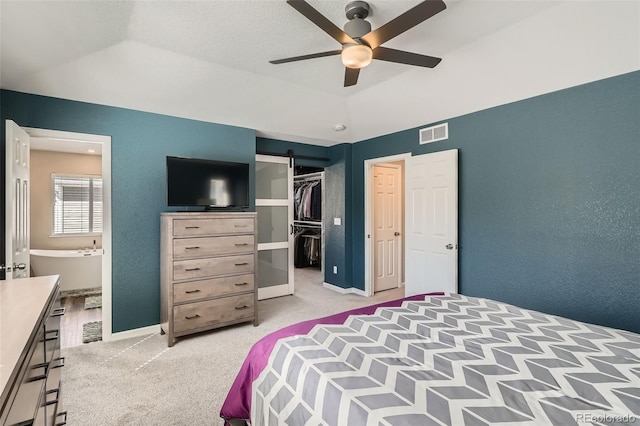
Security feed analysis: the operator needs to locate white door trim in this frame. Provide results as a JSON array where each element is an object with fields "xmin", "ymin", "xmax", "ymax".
[
  {"xmin": 25, "ymin": 127, "xmax": 113, "ymax": 342},
  {"xmin": 364, "ymin": 153, "xmax": 411, "ymax": 297}
]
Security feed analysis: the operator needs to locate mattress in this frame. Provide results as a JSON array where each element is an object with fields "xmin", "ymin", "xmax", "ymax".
[{"xmin": 248, "ymin": 294, "xmax": 640, "ymax": 425}]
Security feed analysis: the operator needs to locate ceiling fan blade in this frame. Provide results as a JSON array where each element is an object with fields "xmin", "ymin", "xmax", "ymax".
[
  {"xmin": 361, "ymin": 0, "xmax": 446, "ymax": 49},
  {"xmin": 344, "ymin": 67, "xmax": 360, "ymax": 87},
  {"xmin": 372, "ymin": 46, "xmax": 441, "ymax": 68},
  {"xmin": 287, "ymin": 0, "xmax": 355, "ymax": 45},
  {"xmin": 270, "ymin": 50, "xmax": 342, "ymax": 64}
]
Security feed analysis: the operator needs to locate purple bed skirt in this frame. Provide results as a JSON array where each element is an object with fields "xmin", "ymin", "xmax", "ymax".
[{"xmin": 219, "ymin": 292, "xmax": 444, "ymax": 423}]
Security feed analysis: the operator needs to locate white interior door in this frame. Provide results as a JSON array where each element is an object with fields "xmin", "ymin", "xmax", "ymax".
[
  {"xmin": 255, "ymin": 154, "xmax": 294, "ymax": 299},
  {"xmin": 373, "ymin": 163, "xmax": 402, "ymax": 292},
  {"xmin": 405, "ymin": 149, "xmax": 458, "ymax": 295},
  {"xmin": 4, "ymin": 120, "xmax": 31, "ymax": 279}
]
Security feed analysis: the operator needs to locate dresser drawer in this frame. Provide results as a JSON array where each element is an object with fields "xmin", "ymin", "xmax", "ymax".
[
  {"xmin": 174, "ymin": 274, "xmax": 254, "ymax": 303},
  {"xmin": 5, "ymin": 330, "xmax": 47, "ymax": 425},
  {"xmin": 173, "ymin": 254, "xmax": 254, "ymax": 281},
  {"xmin": 173, "ymin": 293, "xmax": 254, "ymax": 333},
  {"xmin": 173, "ymin": 235, "xmax": 255, "ymax": 259},
  {"xmin": 173, "ymin": 218, "xmax": 254, "ymax": 236}
]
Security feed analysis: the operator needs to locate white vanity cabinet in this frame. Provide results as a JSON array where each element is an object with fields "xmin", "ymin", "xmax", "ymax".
[{"xmin": 0, "ymin": 275, "xmax": 66, "ymax": 426}]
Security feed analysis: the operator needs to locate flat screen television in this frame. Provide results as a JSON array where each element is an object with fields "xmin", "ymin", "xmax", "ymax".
[{"xmin": 166, "ymin": 156, "xmax": 250, "ymax": 209}]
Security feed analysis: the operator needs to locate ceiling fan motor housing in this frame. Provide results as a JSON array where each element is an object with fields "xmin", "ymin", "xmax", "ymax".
[
  {"xmin": 344, "ymin": 18, "xmax": 371, "ymax": 39},
  {"xmin": 344, "ymin": 1, "xmax": 372, "ymax": 39}
]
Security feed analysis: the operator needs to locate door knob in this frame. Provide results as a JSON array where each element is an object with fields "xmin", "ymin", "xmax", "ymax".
[
  {"xmin": 445, "ymin": 244, "xmax": 454, "ymax": 250},
  {"xmin": 394, "ymin": 232, "xmax": 400, "ymax": 236},
  {"xmin": 0, "ymin": 263, "xmax": 25, "ymax": 272}
]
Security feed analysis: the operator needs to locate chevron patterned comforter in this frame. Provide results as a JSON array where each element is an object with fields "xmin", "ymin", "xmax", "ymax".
[{"xmin": 252, "ymin": 294, "xmax": 640, "ymax": 425}]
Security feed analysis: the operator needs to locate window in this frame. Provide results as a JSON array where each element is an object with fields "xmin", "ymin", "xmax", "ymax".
[{"xmin": 52, "ymin": 175, "xmax": 102, "ymax": 235}]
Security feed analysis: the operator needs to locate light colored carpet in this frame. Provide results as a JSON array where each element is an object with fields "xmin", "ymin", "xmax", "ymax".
[
  {"xmin": 84, "ymin": 295, "xmax": 102, "ymax": 310},
  {"xmin": 81, "ymin": 321, "xmax": 102, "ymax": 343},
  {"xmin": 62, "ymin": 268, "xmax": 405, "ymax": 425}
]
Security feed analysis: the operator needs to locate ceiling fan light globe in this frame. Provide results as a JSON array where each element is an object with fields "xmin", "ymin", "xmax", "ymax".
[{"xmin": 341, "ymin": 44, "xmax": 373, "ymax": 69}]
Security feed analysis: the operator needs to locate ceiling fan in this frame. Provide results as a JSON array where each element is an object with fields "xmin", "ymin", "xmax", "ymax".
[{"xmin": 270, "ymin": 0, "xmax": 446, "ymax": 87}]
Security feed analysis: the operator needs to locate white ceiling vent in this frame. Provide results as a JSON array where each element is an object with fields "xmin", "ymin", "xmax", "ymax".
[{"xmin": 419, "ymin": 122, "xmax": 448, "ymax": 144}]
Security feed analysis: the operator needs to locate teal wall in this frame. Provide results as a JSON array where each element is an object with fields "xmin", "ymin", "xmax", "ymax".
[
  {"xmin": 349, "ymin": 71, "xmax": 640, "ymax": 333},
  {"xmin": 3, "ymin": 70, "xmax": 638, "ymax": 334},
  {"xmin": 1, "ymin": 90, "xmax": 256, "ymax": 333},
  {"xmin": 324, "ymin": 144, "xmax": 353, "ymax": 288}
]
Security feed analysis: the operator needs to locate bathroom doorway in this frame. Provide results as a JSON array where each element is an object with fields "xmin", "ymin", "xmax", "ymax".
[{"xmin": 26, "ymin": 127, "xmax": 112, "ymax": 347}]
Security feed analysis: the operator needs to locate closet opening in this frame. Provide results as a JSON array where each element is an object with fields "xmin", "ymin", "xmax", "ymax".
[{"xmin": 293, "ymin": 166, "xmax": 324, "ymax": 277}]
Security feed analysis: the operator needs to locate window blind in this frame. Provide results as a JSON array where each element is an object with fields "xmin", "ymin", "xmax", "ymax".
[{"xmin": 53, "ymin": 176, "xmax": 103, "ymax": 235}]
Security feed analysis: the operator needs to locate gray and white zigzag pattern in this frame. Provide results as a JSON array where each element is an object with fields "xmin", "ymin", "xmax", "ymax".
[{"xmin": 252, "ymin": 294, "xmax": 640, "ymax": 426}]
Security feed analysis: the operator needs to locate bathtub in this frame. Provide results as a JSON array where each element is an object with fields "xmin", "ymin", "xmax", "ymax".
[{"xmin": 30, "ymin": 249, "xmax": 102, "ymax": 292}]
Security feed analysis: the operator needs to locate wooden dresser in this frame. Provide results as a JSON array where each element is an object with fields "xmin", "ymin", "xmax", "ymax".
[
  {"xmin": 160, "ymin": 212, "xmax": 258, "ymax": 347},
  {"xmin": 0, "ymin": 275, "xmax": 66, "ymax": 426}
]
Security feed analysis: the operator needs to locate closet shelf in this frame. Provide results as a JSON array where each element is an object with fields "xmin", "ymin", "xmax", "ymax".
[{"xmin": 294, "ymin": 220, "xmax": 322, "ymax": 227}]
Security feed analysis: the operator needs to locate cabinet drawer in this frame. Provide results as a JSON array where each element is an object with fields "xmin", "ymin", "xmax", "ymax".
[
  {"xmin": 173, "ymin": 218, "xmax": 254, "ymax": 236},
  {"xmin": 173, "ymin": 293, "xmax": 254, "ymax": 333},
  {"xmin": 174, "ymin": 274, "xmax": 254, "ymax": 303},
  {"xmin": 6, "ymin": 333, "xmax": 47, "ymax": 425},
  {"xmin": 173, "ymin": 235, "xmax": 254, "ymax": 259},
  {"xmin": 173, "ymin": 254, "xmax": 254, "ymax": 281}
]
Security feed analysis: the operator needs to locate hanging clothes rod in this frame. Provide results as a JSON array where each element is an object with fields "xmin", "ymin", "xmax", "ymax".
[
  {"xmin": 256, "ymin": 149, "xmax": 330, "ymax": 166},
  {"xmin": 301, "ymin": 234, "xmax": 321, "ymax": 240},
  {"xmin": 294, "ymin": 171, "xmax": 323, "ymax": 181}
]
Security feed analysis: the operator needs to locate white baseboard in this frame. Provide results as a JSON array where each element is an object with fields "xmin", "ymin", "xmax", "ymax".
[
  {"xmin": 323, "ymin": 282, "xmax": 368, "ymax": 297},
  {"xmin": 105, "ymin": 324, "xmax": 160, "ymax": 342}
]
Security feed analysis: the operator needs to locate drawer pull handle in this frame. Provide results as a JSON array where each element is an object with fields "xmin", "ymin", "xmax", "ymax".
[
  {"xmin": 185, "ymin": 246, "xmax": 200, "ymax": 250},
  {"xmin": 45, "ymin": 388, "xmax": 61, "ymax": 406},
  {"xmin": 44, "ymin": 329, "xmax": 60, "ymax": 341},
  {"xmin": 56, "ymin": 411, "xmax": 68, "ymax": 426},
  {"xmin": 234, "ymin": 282, "xmax": 249, "ymax": 286},
  {"xmin": 52, "ymin": 357, "xmax": 65, "ymax": 369},
  {"xmin": 28, "ymin": 362, "xmax": 49, "ymax": 382},
  {"xmin": 52, "ymin": 307, "xmax": 66, "ymax": 317},
  {"xmin": 185, "ymin": 289, "xmax": 201, "ymax": 294},
  {"xmin": 235, "ymin": 262, "xmax": 249, "ymax": 266},
  {"xmin": 235, "ymin": 305, "xmax": 249, "ymax": 310},
  {"xmin": 185, "ymin": 267, "xmax": 201, "ymax": 272},
  {"xmin": 235, "ymin": 243, "xmax": 249, "ymax": 246},
  {"xmin": 234, "ymin": 224, "xmax": 249, "ymax": 228},
  {"xmin": 185, "ymin": 314, "xmax": 201, "ymax": 320},
  {"xmin": 185, "ymin": 226, "xmax": 200, "ymax": 229}
]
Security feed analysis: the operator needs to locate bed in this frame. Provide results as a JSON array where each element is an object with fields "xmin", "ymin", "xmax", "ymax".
[{"xmin": 220, "ymin": 293, "xmax": 640, "ymax": 425}]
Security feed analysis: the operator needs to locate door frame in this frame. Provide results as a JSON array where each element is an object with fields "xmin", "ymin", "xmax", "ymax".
[
  {"xmin": 364, "ymin": 153, "xmax": 411, "ymax": 297},
  {"xmin": 25, "ymin": 127, "xmax": 113, "ymax": 342}
]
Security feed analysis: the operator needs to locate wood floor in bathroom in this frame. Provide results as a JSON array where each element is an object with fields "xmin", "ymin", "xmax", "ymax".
[{"xmin": 60, "ymin": 296, "xmax": 101, "ymax": 349}]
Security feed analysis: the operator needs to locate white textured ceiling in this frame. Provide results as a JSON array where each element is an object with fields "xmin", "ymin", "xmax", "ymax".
[{"xmin": 1, "ymin": 1, "xmax": 638, "ymax": 146}]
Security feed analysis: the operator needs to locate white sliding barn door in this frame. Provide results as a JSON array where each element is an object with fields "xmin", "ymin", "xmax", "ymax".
[
  {"xmin": 405, "ymin": 149, "xmax": 458, "ymax": 295},
  {"xmin": 3, "ymin": 120, "xmax": 31, "ymax": 279},
  {"xmin": 255, "ymin": 154, "xmax": 294, "ymax": 299}
]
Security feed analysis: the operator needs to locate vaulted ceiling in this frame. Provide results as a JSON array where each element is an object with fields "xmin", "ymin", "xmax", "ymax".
[{"xmin": 1, "ymin": 1, "xmax": 638, "ymax": 146}]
